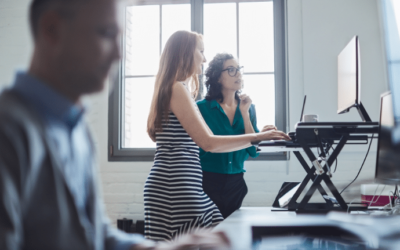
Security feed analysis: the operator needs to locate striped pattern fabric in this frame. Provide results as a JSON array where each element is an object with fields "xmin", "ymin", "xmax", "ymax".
[{"xmin": 144, "ymin": 112, "xmax": 224, "ymax": 241}]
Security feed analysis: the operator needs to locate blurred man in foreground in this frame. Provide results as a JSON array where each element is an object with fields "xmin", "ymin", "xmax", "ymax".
[{"xmin": 0, "ymin": 0, "xmax": 230, "ymax": 249}]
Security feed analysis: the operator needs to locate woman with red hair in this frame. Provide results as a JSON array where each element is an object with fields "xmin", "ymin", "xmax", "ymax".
[{"xmin": 144, "ymin": 30, "xmax": 290, "ymax": 241}]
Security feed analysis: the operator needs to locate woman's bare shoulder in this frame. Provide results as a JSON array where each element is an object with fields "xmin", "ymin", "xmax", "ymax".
[
  {"xmin": 172, "ymin": 81, "xmax": 187, "ymax": 89},
  {"xmin": 171, "ymin": 81, "xmax": 190, "ymax": 96}
]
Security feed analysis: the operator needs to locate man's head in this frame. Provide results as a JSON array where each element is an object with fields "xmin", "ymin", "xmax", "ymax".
[
  {"xmin": 29, "ymin": 0, "xmax": 121, "ymax": 101},
  {"xmin": 30, "ymin": 0, "xmax": 78, "ymax": 39}
]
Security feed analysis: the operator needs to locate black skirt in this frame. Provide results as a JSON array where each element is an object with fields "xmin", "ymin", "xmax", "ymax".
[{"xmin": 202, "ymin": 171, "xmax": 248, "ymax": 219}]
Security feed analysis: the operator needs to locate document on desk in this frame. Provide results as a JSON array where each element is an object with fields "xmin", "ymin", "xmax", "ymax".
[{"xmin": 278, "ymin": 183, "xmax": 301, "ymax": 208}]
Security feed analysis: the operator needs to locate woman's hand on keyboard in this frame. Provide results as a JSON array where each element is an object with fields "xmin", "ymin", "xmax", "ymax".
[{"xmin": 257, "ymin": 130, "xmax": 291, "ymax": 141}]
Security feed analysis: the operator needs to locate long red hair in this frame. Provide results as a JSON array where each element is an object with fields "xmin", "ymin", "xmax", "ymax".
[{"xmin": 147, "ymin": 30, "xmax": 202, "ymax": 142}]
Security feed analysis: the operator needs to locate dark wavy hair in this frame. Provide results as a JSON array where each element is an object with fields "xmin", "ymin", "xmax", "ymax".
[{"xmin": 205, "ymin": 53, "xmax": 241, "ymax": 102}]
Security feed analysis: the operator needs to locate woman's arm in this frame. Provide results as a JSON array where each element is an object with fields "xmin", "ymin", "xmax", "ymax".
[
  {"xmin": 245, "ymin": 104, "xmax": 262, "ymax": 157},
  {"xmin": 242, "ymin": 112, "xmax": 255, "ymax": 134},
  {"xmin": 240, "ymin": 95, "xmax": 277, "ymax": 134},
  {"xmin": 238, "ymin": 94, "xmax": 255, "ymax": 134},
  {"xmin": 170, "ymin": 82, "xmax": 290, "ymax": 153}
]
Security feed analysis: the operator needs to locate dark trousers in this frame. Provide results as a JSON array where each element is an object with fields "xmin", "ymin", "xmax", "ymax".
[{"xmin": 202, "ymin": 171, "xmax": 248, "ymax": 219}]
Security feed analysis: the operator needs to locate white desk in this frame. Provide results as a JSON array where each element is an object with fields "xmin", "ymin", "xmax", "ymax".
[
  {"xmin": 213, "ymin": 207, "xmax": 296, "ymax": 250},
  {"xmin": 213, "ymin": 207, "xmax": 395, "ymax": 250}
]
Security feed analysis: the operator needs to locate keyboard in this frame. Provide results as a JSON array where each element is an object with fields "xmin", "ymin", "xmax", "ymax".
[
  {"xmin": 258, "ymin": 140, "xmax": 299, "ymax": 147},
  {"xmin": 255, "ymin": 122, "xmax": 378, "ymax": 149}
]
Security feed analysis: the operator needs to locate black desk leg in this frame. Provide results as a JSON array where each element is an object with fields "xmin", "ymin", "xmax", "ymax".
[
  {"xmin": 324, "ymin": 176, "xmax": 347, "ymax": 209},
  {"xmin": 293, "ymin": 151, "xmax": 331, "ymax": 200},
  {"xmin": 325, "ymin": 134, "xmax": 348, "ymax": 169},
  {"xmin": 287, "ymin": 169, "xmax": 312, "ymax": 210},
  {"xmin": 322, "ymin": 135, "xmax": 349, "ymax": 209},
  {"xmin": 298, "ymin": 175, "xmax": 326, "ymax": 210},
  {"xmin": 289, "ymin": 152, "xmax": 333, "ymax": 210},
  {"xmin": 295, "ymin": 134, "xmax": 350, "ymax": 211}
]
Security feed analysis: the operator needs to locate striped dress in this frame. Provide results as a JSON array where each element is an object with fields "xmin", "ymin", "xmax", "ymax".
[{"xmin": 144, "ymin": 112, "xmax": 224, "ymax": 241}]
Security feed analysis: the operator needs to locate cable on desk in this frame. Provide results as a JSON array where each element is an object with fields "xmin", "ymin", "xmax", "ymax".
[
  {"xmin": 330, "ymin": 145, "xmax": 338, "ymax": 173},
  {"xmin": 347, "ymin": 185, "xmax": 387, "ymax": 214},
  {"xmin": 390, "ymin": 185, "xmax": 398, "ymax": 206},
  {"xmin": 340, "ymin": 134, "xmax": 374, "ymax": 195},
  {"xmin": 334, "ymin": 157, "xmax": 338, "ymax": 173},
  {"xmin": 368, "ymin": 185, "xmax": 386, "ymax": 207},
  {"xmin": 359, "ymin": 184, "xmax": 386, "ymax": 208},
  {"xmin": 389, "ymin": 191, "xmax": 395, "ymax": 211},
  {"xmin": 347, "ymin": 198, "xmax": 359, "ymax": 214}
]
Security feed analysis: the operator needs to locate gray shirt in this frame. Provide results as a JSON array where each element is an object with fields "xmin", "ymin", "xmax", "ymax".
[{"xmin": 0, "ymin": 72, "xmax": 144, "ymax": 250}]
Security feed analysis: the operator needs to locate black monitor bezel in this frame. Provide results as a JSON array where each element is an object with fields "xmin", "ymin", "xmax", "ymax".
[{"xmin": 374, "ymin": 91, "xmax": 397, "ymax": 184}]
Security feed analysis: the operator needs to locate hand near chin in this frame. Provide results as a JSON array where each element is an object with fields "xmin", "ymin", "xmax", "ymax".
[{"xmin": 239, "ymin": 94, "xmax": 252, "ymax": 114}]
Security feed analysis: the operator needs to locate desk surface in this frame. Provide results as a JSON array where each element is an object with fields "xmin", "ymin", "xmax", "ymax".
[
  {"xmin": 213, "ymin": 207, "xmax": 397, "ymax": 250},
  {"xmin": 213, "ymin": 207, "xmax": 296, "ymax": 250}
]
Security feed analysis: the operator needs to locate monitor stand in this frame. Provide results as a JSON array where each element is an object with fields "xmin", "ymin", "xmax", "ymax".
[
  {"xmin": 285, "ymin": 125, "xmax": 378, "ymax": 213},
  {"xmin": 355, "ymin": 102, "xmax": 372, "ymax": 122}
]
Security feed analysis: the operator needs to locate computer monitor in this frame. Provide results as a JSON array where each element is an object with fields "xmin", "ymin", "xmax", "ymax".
[
  {"xmin": 337, "ymin": 36, "xmax": 372, "ymax": 122},
  {"xmin": 379, "ymin": 0, "xmax": 400, "ymax": 144},
  {"xmin": 375, "ymin": 92, "xmax": 400, "ymax": 184}
]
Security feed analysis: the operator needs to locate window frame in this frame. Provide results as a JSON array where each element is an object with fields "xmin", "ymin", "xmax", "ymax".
[{"xmin": 108, "ymin": 0, "xmax": 288, "ymax": 161}]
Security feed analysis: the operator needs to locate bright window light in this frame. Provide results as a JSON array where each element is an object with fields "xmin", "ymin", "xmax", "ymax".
[
  {"xmin": 239, "ymin": 2, "xmax": 274, "ymax": 72},
  {"xmin": 162, "ymin": 5, "xmax": 191, "ymax": 51},
  {"xmin": 123, "ymin": 3, "xmax": 190, "ymax": 149},
  {"xmin": 124, "ymin": 77, "xmax": 156, "ymax": 148},
  {"xmin": 392, "ymin": 0, "xmax": 400, "ymax": 36},
  {"xmin": 204, "ymin": 1, "xmax": 275, "ymax": 129},
  {"xmin": 125, "ymin": 5, "xmax": 159, "ymax": 76},
  {"xmin": 242, "ymin": 74, "xmax": 275, "ymax": 128},
  {"xmin": 122, "ymin": 1, "xmax": 276, "ymax": 149},
  {"xmin": 204, "ymin": 3, "xmax": 237, "ymax": 61}
]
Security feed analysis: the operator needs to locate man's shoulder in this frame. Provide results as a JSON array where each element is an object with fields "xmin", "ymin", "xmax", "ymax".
[
  {"xmin": 0, "ymin": 89, "xmax": 28, "ymax": 114},
  {"xmin": 0, "ymin": 90, "xmax": 47, "ymax": 169},
  {"xmin": 0, "ymin": 89, "xmax": 42, "ymax": 130}
]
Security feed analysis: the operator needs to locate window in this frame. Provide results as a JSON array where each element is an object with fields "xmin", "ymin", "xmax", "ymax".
[
  {"xmin": 204, "ymin": 1, "xmax": 275, "ymax": 128},
  {"xmin": 109, "ymin": 0, "xmax": 287, "ymax": 161},
  {"xmin": 124, "ymin": 3, "xmax": 190, "ymax": 149}
]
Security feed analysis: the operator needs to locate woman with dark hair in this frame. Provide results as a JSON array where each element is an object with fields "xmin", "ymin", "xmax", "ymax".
[
  {"xmin": 197, "ymin": 53, "xmax": 282, "ymax": 219},
  {"xmin": 145, "ymin": 32, "xmax": 290, "ymax": 241}
]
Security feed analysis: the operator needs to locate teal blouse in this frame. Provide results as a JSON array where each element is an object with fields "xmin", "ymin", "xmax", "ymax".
[{"xmin": 196, "ymin": 99, "xmax": 260, "ymax": 174}]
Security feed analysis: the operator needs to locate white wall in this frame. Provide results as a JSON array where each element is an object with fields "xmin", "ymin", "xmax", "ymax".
[
  {"xmin": 0, "ymin": 0, "xmax": 388, "ymax": 225},
  {"xmin": 0, "ymin": 0, "xmax": 32, "ymax": 86},
  {"xmin": 285, "ymin": 0, "xmax": 388, "ymax": 204}
]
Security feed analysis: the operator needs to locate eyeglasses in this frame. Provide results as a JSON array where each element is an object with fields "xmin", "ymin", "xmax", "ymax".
[{"xmin": 221, "ymin": 66, "xmax": 244, "ymax": 77}]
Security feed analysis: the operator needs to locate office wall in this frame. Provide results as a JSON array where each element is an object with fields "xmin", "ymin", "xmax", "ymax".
[
  {"xmin": 0, "ymin": 0, "xmax": 388, "ymax": 225},
  {"xmin": 285, "ymin": 0, "xmax": 388, "ymax": 203},
  {"xmin": 0, "ymin": 0, "xmax": 32, "ymax": 86}
]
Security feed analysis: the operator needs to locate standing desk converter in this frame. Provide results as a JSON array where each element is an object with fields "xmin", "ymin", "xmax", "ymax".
[{"xmin": 257, "ymin": 121, "xmax": 379, "ymax": 213}]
